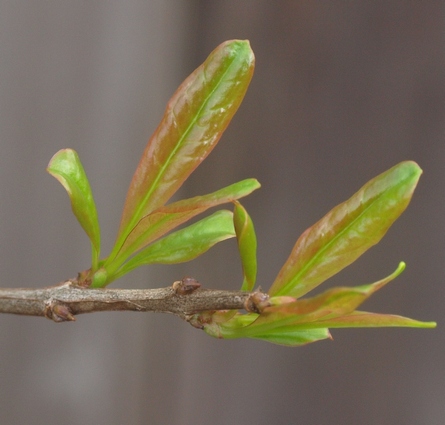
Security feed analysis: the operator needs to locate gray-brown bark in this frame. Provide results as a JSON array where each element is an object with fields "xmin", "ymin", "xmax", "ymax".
[{"xmin": 0, "ymin": 278, "xmax": 265, "ymax": 323}]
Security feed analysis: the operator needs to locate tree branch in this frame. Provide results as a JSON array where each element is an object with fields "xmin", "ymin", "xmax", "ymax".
[{"xmin": 0, "ymin": 278, "xmax": 268, "ymax": 323}]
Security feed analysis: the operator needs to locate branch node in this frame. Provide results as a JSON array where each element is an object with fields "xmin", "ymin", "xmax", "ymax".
[
  {"xmin": 44, "ymin": 300, "xmax": 76, "ymax": 323},
  {"xmin": 185, "ymin": 314, "xmax": 205, "ymax": 329},
  {"xmin": 244, "ymin": 290, "xmax": 270, "ymax": 313},
  {"xmin": 172, "ymin": 277, "xmax": 201, "ymax": 295}
]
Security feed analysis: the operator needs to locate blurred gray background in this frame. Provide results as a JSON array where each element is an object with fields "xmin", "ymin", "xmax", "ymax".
[{"xmin": 0, "ymin": 1, "xmax": 443, "ymax": 424}]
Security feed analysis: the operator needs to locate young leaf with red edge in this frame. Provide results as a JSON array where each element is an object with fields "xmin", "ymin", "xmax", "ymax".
[
  {"xmin": 315, "ymin": 311, "xmax": 437, "ymax": 329},
  {"xmin": 199, "ymin": 262, "xmax": 435, "ymax": 346},
  {"xmin": 108, "ymin": 40, "xmax": 255, "ymax": 265},
  {"xmin": 47, "ymin": 149, "xmax": 100, "ymax": 270},
  {"xmin": 108, "ymin": 210, "xmax": 235, "ymax": 283},
  {"xmin": 268, "ymin": 161, "xmax": 422, "ymax": 298},
  {"xmin": 44, "ymin": 40, "xmax": 435, "ymax": 345},
  {"xmin": 250, "ymin": 262, "xmax": 409, "ymax": 333},
  {"xmin": 107, "ymin": 178, "xmax": 260, "ymax": 273}
]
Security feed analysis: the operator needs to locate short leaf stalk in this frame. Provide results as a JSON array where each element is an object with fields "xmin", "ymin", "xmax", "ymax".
[{"xmin": 1, "ymin": 40, "xmax": 435, "ymax": 347}]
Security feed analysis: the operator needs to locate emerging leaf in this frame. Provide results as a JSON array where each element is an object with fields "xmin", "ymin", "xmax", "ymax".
[
  {"xmin": 110, "ymin": 210, "xmax": 235, "ymax": 282},
  {"xmin": 316, "ymin": 311, "xmax": 436, "ymax": 329},
  {"xmin": 203, "ymin": 313, "xmax": 331, "ymax": 346},
  {"xmin": 111, "ymin": 40, "xmax": 255, "ymax": 263},
  {"xmin": 248, "ymin": 328, "xmax": 331, "ymax": 347},
  {"xmin": 47, "ymin": 149, "xmax": 100, "ymax": 269},
  {"xmin": 198, "ymin": 262, "xmax": 435, "ymax": 346},
  {"xmin": 44, "ymin": 40, "xmax": 434, "ymax": 345},
  {"xmin": 269, "ymin": 161, "xmax": 422, "ymax": 298},
  {"xmin": 252, "ymin": 263, "xmax": 407, "ymax": 332},
  {"xmin": 107, "ymin": 179, "xmax": 260, "ymax": 271},
  {"xmin": 233, "ymin": 201, "xmax": 257, "ymax": 291}
]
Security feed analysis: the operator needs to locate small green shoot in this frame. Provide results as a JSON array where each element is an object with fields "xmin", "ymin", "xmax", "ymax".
[
  {"xmin": 47, "ymin": 148, "xmax": 101, "ymax": 271},
  {"xmin": 48, "ymin": 40, "xmax": 436, "ymax": 346}
]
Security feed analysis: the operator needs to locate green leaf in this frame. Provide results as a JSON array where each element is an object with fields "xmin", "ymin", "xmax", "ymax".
[
  {"xmin": 249, "ymin": 328, "xmax": 331, "ymax": 347},
  {"xmin": 202, "ymin": 312, "xmax": 331, "ymax": 346},
  {"xmin": 47, "ymin": 149, "xmax": 100, "ymax": 269},
  {"xmin": 111, "ymin": 40, "xmax": 255, "ymax": 263},
  {"xmin": 268, "ymin": 161, "xmax": 422, "ymax": 297},
  {"xmin": 233, "ymin": 201, "xmax": 257, "ymax": 291},
  {"xmin": 106, "ymin": 179, "xmax": 260, "ymax": 272},
  {"xmin": 314, "ymin": 311, "xmax": 437, "ymax": 329},
  {"xmin": 199, "ymin": 262, "xmax": 434, "ymax": 346},
  {"xmin": 200, "ymin": 311, "xmax": 331, "ymax": 346},
  {"xmin": 254, "ymin": 263, "xmax": 406, "ymax": 333},
  {"xmin": 110, "ymin": 210, "xmax": 235, "ymax": 281}
]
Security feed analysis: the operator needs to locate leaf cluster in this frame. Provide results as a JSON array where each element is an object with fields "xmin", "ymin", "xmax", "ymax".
[{"xmin": 47, "ymin": 40, "xmax": 435, "ymax": 346}]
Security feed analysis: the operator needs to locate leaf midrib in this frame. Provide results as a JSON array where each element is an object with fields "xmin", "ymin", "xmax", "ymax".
[
  {"xmin": 129, "ymin": 53, "xmax": 240, "ymax": 237},
  {"xmin": 276, "ymin": 178, "xmax": 407, "ymax": 297}
]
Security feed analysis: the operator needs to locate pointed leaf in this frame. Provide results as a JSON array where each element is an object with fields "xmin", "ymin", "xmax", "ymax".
[
  {"xmin": 269, "ymin": 161, "xmax": 422, "ymax": 297},
  {"xmin": 200, "ymin": 311, "xmax": 331, "ymax": 346},
  {"xmin": 111, "ymin": 210, "xmax": 235, "ymax": 281},
  {"xmin": 254, "ymin": 263, "xmax": 406, "ymax": 332},
  {"xmin": 47, "ymin": 149, "xmax": 100, "ymax": 268},
  {"xmin": 113, "ymin": 40, "xmax": 255, "ymax": 260},
  {"xmin": 316, "ymin": 311, "xmax": 436, "ymax": 329},
  {"xmin": 249, "ymin": 328, "xmax": 331, "ymax": 346},
  {"xmin": 198, "ymin": 263, "xmax": 433, "ymax": 346},
  {"xmin": 233, "ymin": 201, "xmax": 257, "ymax": 291},
  {"xmin": 107, "ymin": 179, "xmax": 259, "ymax": 270}
]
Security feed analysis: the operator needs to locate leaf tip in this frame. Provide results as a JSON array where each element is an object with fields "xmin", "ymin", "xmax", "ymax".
[
  {"xmin": 396, "ymin": 261, "xmax": 406, "ymax": 274},
  {"xmin": 47, "ymin": 148, "xmax": 76, "ymax": 171},
  {"xmin": 252, "ymin": 178, "xmax": 261, "ymax": 190},
  {"xmin": 397, "ymin": 160, "xmax": 423, "ymax": 186}
]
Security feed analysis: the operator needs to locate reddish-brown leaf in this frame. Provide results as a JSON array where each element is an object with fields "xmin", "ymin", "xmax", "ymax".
[{"xmin": 112, "ymin": 40, "xmax": 255, "ymax": 258}]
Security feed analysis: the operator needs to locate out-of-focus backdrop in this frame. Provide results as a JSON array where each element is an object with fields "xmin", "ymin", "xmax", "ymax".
[{"xmin": 0, "ymin": 2, "xmax": 443, "ymax": 424}]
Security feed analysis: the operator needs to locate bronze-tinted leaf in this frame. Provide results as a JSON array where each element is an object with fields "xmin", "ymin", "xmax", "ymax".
[
  {"xmin": 106, "ymin": 179, "xmax": 259, "ymax": 270},
  {"xmin": 112, "ymin": 40, "xmax": 255, "ymax": 261},
  {"xmin": 269, "ymin": 161, "xmax": 422, "ymax": 297}
]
